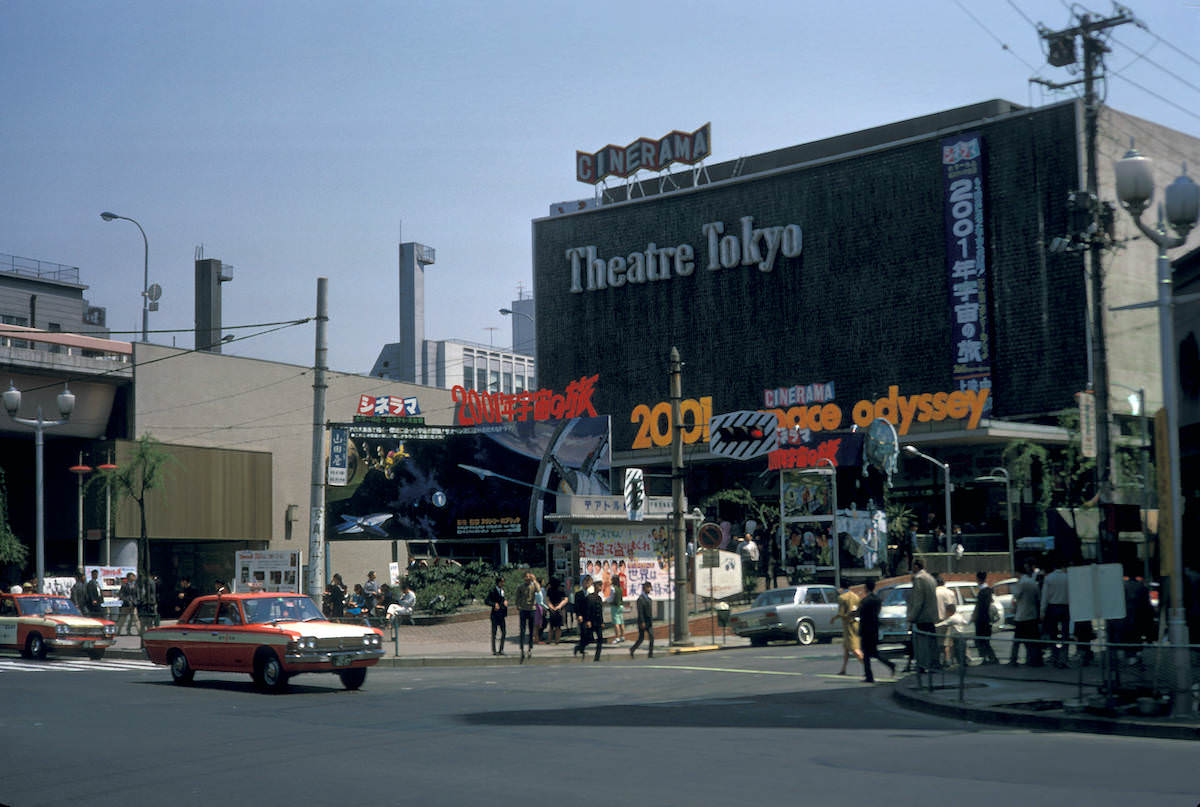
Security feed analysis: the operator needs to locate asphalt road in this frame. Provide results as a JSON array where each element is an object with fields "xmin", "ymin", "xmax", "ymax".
[{"xmin": 0, "ymin": 646, "xmax": 1196, "ymax": 807}]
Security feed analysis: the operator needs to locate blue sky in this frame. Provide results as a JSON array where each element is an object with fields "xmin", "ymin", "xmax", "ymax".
[{"xmin": 3, "ymin": 0, "xmax": 1198, "ymax": 374}]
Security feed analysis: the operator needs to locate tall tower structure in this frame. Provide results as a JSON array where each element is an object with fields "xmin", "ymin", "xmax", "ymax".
[{"xmin": 396, "ymin": 241, "xmax": 436, "ymax": 383}]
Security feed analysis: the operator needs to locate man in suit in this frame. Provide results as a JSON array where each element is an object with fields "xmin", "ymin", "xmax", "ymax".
[
  {"xmin": 85, "ymin": 569, "xmax": 104, "ymax": 617},
  {"xmin": 484, "ymin": 576, "xmax": 508, "ymax": 656},
  {"xmin": 585, "ymin": 580, "xmax": 605, "ymax": 661},
  {"xmin": 973, "ymin": 570, "xmax": 1000, "ymax": 664},
  {"xmin": 907, "ymin": 558, "xmax": 939, "ymax": 674},
  {"xmin": 573, "ymin": 576, "xmax": 593, "ymax": 659},
  {"xmin": 858, "ymin": 578, "xmax": 894, "ymax": 682},
  {"xmin": 630, "ymin": 581, "xmax": 655, "ymax": 658},
  {"xmin": 70, "ymin": 570, "xmax": 88, "ymax": 614}
]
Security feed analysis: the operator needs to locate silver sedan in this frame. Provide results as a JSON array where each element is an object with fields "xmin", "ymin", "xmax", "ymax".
[{"xmin": 728, "ymin": 585, "xmax": 841, "ymax": 646}]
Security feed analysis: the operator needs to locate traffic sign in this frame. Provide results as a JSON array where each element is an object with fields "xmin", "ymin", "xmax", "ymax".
[
  {"xmin": 708, "ymin": 410, "xmax": 778, "ymax": 460},
  {"xmin": 696, "ymin": 522, "xmax": 723, "ymax": 549}
]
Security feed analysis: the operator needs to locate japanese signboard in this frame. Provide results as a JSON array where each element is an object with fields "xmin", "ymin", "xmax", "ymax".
[
  {"xmin": 941, "ymin": 132, "xmax": 993, "ymax": 408},
  {"xmin": 576, "ymin": 524, "xmax": 675, "ymax": 601},
  {"xmin": 235, "ymin": 551, "xmax": 301, "ymax": 593}
]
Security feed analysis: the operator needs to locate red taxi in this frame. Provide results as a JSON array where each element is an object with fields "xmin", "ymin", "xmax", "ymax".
[
  {"xmin": 143, "ymin": 592, "xmax": 384, "ymax": 692},
  {"xmin": 0, "ymin": 593, "xmax": 117, "ymax": 660}
]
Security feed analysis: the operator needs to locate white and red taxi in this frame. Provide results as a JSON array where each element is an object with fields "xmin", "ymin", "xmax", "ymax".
[
  {"xmin": 0, "ymin": 593, "xmax": 117, "ymax": 660},
  {"xmin": 143, "ymin": 592, "xmax": 384, "ymax": 692}
]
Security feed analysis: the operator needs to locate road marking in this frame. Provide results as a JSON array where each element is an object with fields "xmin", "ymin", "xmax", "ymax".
[
  {"xmin": 612, "ymin": 664, "xmax": 810, "ymax": 677},
  {"xmin": 0, "ymin": 659, "xmax": 158, "ymax": 673}
]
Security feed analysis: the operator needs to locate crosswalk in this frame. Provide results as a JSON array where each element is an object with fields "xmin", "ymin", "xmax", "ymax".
[{"xmin": 0, "ymin": 657, "xmax": 158, "ymax": 673}]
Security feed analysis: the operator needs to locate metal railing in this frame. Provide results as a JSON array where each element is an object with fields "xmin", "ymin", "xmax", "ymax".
[
  {"xmin": 0, "ymin": 253, "xmax": 80, "ymax": 283},
  {"xmin": 903, "ymin": 626, "xmax": 1200, "ymax": 717}
]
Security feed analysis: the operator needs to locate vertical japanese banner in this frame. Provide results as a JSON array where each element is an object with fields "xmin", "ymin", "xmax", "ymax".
[{"xmin": 941, "ymin": 132, "xmax": 992, "ymax": 411}]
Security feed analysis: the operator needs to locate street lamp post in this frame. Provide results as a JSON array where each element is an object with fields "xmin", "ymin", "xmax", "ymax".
[
  {"xmin": 1114, "ymin": 144, "xmax": 1199, "ymax": 717},
  {"xmin": 100, "ymin": 212, "xmax": 150, "ymax": 342},
  {"xmin": 3, "ymin": 382, "xmax": 76, "ymax": 592},
  {"xmin": 904, "ymin": 445, "xmax": 952, "ymax": 555},
  {"xmin": 98, "ymin": 453, "xmax": 118, "ymax": 566},
  {"xmin": 69, "ymin": 453, "xmax": 92, "ymax": 570},
  {"xmin": 975, "ymin": 467, "xmax": 1013, "ymax": 573}
]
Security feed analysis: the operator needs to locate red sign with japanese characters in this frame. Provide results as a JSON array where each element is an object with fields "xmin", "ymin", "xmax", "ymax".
[{"xmin": 452, "ymin": 374, "xmax": 599, "ymax": 426}]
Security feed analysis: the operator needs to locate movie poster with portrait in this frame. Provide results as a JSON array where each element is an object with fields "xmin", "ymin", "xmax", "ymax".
[
  {"xmin": 780, "ymin": 469, "xmax": 833, "ymax": 519},
  {"xmin": 576, "ymin": 524, "xmax": 675, "ymax": 601}
]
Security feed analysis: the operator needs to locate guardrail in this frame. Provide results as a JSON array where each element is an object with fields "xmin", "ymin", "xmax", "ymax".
[{"xmin": 904, "ymin": 626, "xmax": 1200, "ymax": 716}]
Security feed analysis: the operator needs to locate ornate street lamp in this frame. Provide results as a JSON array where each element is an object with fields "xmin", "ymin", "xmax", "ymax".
[
  {"xmin": 1113, "ymin": 144, "xmax": 1199, "ymax": 717},
  {"xmin": 3, "ymin": 381, "xmax": 76, "ymax": 592}
]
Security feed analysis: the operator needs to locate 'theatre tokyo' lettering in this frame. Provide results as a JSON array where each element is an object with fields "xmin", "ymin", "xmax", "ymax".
[{"xmin": 567, "ymin": 215, "xmax": 802, "ymax": 294}]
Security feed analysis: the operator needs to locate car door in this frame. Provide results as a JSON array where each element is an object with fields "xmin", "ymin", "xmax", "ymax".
[
  {"xmin": 0, "ymin": 596, "xmax": 18, "ymax": 651},
  {"xmin": 809, "ymin": 586, "xmax": 840, "ymax": 633},
  {"xmin": 209, "ymin": 600, "xmax": 254, "ymax": 671},
  {"xmin": 179, "ymin": 599, "xmax": 220, "ymax": 666}
]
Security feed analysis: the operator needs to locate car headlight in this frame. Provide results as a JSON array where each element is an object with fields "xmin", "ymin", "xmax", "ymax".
[
  {"xmin": 56, "ymin": 624, "xmax": 70, "ymax": 636},
  {"xmin": 103, "ymin": 624, "xmax": 116, "ymax": 636},
  {"xmin": 364, "ymin": 634, "xmax": 381, "ymax": 647},
  {"xmin": 301, "ymin": 636, "xmax": 317, "ymax": 650}
]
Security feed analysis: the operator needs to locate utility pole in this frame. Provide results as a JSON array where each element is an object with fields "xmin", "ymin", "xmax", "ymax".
[
  {"xmin": 307, "ymin": 278, "xmax": 329, "ymax": 602},
  {"xmin": 670, "ymin": 346, "xmax": 691, "ymax": 646},
  {"xmin": 1034, "ymin": 7, "xmax": 1134, "ymax": 563}
]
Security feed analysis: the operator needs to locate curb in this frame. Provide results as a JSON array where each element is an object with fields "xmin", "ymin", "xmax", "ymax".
[{"xmin": 892, "ymin": 683, "xmax": 1200, "ymax": 741}]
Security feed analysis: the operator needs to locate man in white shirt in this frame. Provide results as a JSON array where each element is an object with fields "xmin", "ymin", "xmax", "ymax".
[
  {"xmin": 1010, "ymin": 560, "xmax": 1043, "ymax": 666},
  {"xmin": 1040, "ymin": 558, "xmax": 1070, "ymax": 668},
  {"xmin": 935, "ymin": 574, "xmax": 957, "ymax": 667}
]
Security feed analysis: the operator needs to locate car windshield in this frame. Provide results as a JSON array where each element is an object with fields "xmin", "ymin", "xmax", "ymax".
[
  {"xmin": 881, "ymin": 588, "xmax": 910, "ymax": 607},
  {"xmin": 753, "ymin": 590, "xmax": 797, "ymax": 607},
  {"xmin": 241, "ymin": 596, "xmax": 324, "ymax": 624},
  {"xmin": 17, "ymin": 597, "xmax": 83, "ymax": 617}
]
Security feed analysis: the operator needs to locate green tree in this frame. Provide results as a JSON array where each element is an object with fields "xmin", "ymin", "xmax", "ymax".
[
  {"xmin": 0, "ymin": 468, "xmax": 29, "ymax": 570},
  {"xmin": 89, "ymin": 434, "xmax": 174, "ymax": 596}
]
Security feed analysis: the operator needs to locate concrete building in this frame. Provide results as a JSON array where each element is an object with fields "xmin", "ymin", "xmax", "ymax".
[{"xmin": 370, "ymin": 240, "xmax": 536, "ymax": 390}]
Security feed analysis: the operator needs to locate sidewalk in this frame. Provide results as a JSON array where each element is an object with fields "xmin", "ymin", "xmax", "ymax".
[
  {"xmin": 893, "ymin": 660, "xmax": 1200, "ymax": 741},
  {"xmin": 107, "ymin": 612, "xmax": 750, "ymax": 666}
]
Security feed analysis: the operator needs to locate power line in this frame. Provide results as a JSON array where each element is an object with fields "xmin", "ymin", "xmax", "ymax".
[
  {"xmin": 1109, "ymin": 71, "xmax": 1200, "ymax": 125},
  {"xmin": 955, "ymin": 0, "xmax": 1043, "ymax": 73},
  {"xmin": 1110, "ymin": 35, "xmax": 1200, "ymax": 98},
  {"xmin": 0, "ymin": 317, "xmax": 312, "ymax": 340}
]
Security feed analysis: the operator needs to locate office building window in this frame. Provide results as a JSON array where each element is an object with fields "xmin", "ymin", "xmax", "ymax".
[{"xmin": 463, "ymin": 353, "xmax": 474, "ymax": 390}]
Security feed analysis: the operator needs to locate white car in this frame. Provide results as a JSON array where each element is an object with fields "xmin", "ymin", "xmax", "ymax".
[{"xmin": 876, "ymin": 581, "xmax": 1005, "ymax": 644}]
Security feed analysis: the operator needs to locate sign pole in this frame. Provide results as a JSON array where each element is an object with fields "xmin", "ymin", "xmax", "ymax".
[{"xmin": 671, "ymin": 347, "xmax": 691, "ymax": 646}]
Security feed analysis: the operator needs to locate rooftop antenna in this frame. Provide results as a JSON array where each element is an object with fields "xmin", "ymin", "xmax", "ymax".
[{"xmin": 483, "ymin": 326, "xmax": 498, "ymax": 347}]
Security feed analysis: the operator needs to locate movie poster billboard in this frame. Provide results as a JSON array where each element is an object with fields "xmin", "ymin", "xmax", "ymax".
[
  {"xmin": 576, "ymin": 524, "xmax": 675, "ymax": 601},
  {"xmin": 326, "ymin": 416, "xmax": 611, "ymax": 542}
]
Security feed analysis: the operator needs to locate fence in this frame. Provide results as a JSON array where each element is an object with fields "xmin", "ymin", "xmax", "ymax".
[{"xmin": 904, "ymin": 626, "xmax": 1200, "ymax": 717}]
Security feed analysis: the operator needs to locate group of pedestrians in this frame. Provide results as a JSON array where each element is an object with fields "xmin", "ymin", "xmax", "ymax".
[
  {"xmin": 484, "ymin": 573, "xmax": 655, "ymax": 663},
  {"xmin": 833, "ymin": 579, "xmax": 896, "ymax": 682},
  {"xmin": 904, "ymin": 561, "xmax": 1002, "ymax": 673}
]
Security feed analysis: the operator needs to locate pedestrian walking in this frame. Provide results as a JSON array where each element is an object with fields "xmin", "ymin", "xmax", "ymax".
[
  {"xmin": 934, "ymin": 574, "xmax": 957, "ymax": 667},
  {"xmin": 973, "ymin": 570, "xmax": 1000, "ymax": 664},
  {"xmin": 1040, "ymin": 558, "xmax": 1070, "ymax": 667},
  {"xmin": 117, "ymin": 572, "xmax": 141, "ymax": 636},
  {"xmin": 585, "ymin": 579, "xmax": 605, "ymax": 661},
  {"xmin": 515, "ymin": 571, "xmax": 537, "ymax": 662},
  {"xmin": 630, "ymin": 581, "xmax": 655, "ymax": 658},
  {"xmin": 833, "ymin": 581, "xmax": 863, "ymax": 675},
  {"xmin": 908, "ymin": 559, "xmax": 938, "ymax": 674},
  {"xmin": 858, "ymin": 579, "xmax": 894, "ymax": 682},
  {"xmin": 1010, "ymin": 560, "xmax": 1043, "ymax": 666},
  {"xmin": 609, "ymin": 576, "xmax": 625, "ymax": 644},
  {"xmin": 573, "ymin": 577, "xmax": 591, "ymax": 657},
  {"xmin": 484, "ymin": 576, "xmax": 508, "ymax": 656}
]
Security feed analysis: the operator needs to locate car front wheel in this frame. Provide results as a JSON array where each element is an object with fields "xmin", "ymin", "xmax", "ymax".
[
  {"xmin": 256, "ymin": 652, "xmax": 289, "ymax": 693},
  {"xmin": 795, "ymin": 620, "xmax": 816, "ymax": 646},
  {"xmin": 339, "ymin": 667, "xmax": 367, "ymax": 690},
  {"xmin": 25, "ymin": 633, "xmax": 47, "ymax": 660}
]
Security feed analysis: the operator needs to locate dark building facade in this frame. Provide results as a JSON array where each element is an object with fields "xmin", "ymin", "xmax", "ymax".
[
  {"xmin": 534, "ymin": 100, "xmax": 1087, "ymax": 455},
  {"xmin": 532, "ymin": 98, "xmax": 1198, "ymax": 565}
]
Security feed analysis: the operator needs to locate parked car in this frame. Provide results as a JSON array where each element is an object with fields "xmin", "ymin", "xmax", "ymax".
[
  {"xmin": 728, "ymin": 585, "xmax": 841, "ymax": 646},
  {"xmin": 876, "ymin": 581, "xmax": 1006, "ymax": 644},
  {"xmin": 143, "ymin": 592, "xmax": 384, "ymax": 692},
  {"xmin": 0, "ymin": 593, "xmax": 116, "ymax": 660},
  {"xmin": 990, "ymin": 577, "xmax": 1017, "ymax": 626}
]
